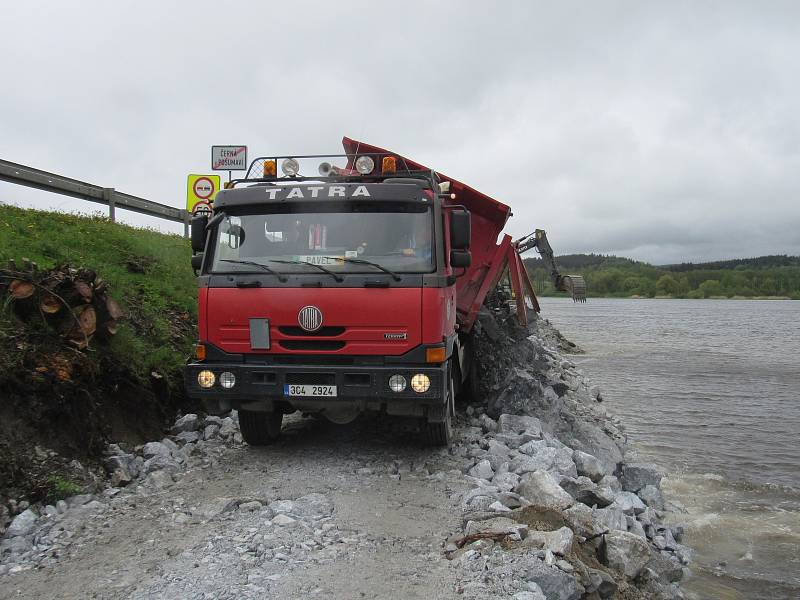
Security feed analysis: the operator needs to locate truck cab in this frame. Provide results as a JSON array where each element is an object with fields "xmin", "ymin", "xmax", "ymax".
[{"xmin": 185, "ymin": 151, "xmax": 474, "ymax": 446}]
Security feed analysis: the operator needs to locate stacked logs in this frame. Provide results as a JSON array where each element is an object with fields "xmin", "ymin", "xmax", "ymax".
[{"xmin": 1, "ymin": 260, "xmax": 124, "ymax": 349}]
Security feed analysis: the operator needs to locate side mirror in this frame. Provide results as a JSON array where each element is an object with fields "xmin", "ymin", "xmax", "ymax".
[
  {"xmin": 191, "ymin": 215, "xmax": 208, "ymax": 252},
  {"xmin": 450, "ymin": 210, "xmax": 471, "ymax": 250},
  {"xmin": 191, "ymin": 254, "xmax": 204, "ymax": 272},
  {"xmin": 451, "ymin": 249, "xmax": 472, "ymax": 269}
]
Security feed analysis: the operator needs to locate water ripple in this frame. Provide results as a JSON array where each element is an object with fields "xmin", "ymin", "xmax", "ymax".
[{"xmin": 540, "ymin": 298, "xmax": 800, "ymax": 599}]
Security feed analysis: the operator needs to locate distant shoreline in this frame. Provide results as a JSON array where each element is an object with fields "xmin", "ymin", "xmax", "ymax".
[
  {"xmin": 538, "ymin": 294, "xmax": 796, "ymax": 300},
  {"xmin": 525, "ymin": 253, "xmax": 800, "ymax": 301}
]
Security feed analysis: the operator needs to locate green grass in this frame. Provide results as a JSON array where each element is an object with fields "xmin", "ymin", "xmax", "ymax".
[
  {"xmin": 0, "ymin": 205, "xmax": 197, "ymax": 385},
  {"xmin": 44, "ymin": 476, "xmax": 83, "ymax": 503}
]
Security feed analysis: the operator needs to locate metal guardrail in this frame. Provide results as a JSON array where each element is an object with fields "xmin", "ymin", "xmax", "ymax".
[{"xmin": 0, "ymin": 158, "xmax": 190, "ymax": 237}]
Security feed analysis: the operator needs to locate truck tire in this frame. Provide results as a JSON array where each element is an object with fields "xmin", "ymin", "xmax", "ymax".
[
  {"xmin": 424, "ymin": 364, "xmax": 454, "ymax": 446},
  {"xmin": 456, "ymin": 339, "xmax": 480, "ymax": 404},
  {"xmin": 464, "ymin": 354, "xmax": 481, "ymax": 403},
  {"xmin": 239, "ymin": 410, "xmax": 283, "ymax": 446}
]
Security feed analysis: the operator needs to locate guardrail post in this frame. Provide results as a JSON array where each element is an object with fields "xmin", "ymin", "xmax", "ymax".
[
  {"xmin": 182, "ymin": 210, "xmax": 190, "ymax": 238},
  {"xmin": 104, "ymin": 188, "xmax": 115, "ymax": 222}
]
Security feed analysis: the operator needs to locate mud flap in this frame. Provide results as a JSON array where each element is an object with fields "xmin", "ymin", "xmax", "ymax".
[
  {"xmin": 426, "ymin": 362, "xmax": 454, "ymax": 423},
  {"xmin": 426, "ymin": 400, "xmax": 448, "ymax": 424},
  {"xmin": 423, "ymin": 362, "xmax": 454, "ymax": 446},
  {"xmin": 386, "ymin": 402, "xmax": 426, "ymax": 418}
]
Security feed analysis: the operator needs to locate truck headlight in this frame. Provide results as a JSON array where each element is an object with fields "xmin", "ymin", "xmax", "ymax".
[
  {"xmin": 410, "ymin": 374, "xmax": 430, "ymax": 393},
  {"xmin": 388, "ymin": 374, "xmax": 407, "ymax": 393},
  {"xmin": 220, "ymin": 372, "xmax": 236, "ymax": 389},
  {"xmin": 198, "ymin": 370, "xmax": 216, "ymax": 388}
]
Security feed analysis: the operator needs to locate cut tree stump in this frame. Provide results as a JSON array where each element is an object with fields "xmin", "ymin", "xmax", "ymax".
[
  {"xmin": 73, "ymin": 281, "xmax": 94, "ymax": 303},
  {"xmin": 9, "ymin": 280, "xmax": 35, "ymax": 300},
  {"xmin": 2, "ymin": 263, "xmax": 124, "ymax": 350},
  {"xmin": 39, "ymin": 292, "xmax": 62, "ymax": 314}
]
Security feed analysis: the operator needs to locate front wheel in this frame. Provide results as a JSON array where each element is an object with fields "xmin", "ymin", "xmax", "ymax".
[
  {"xmin": 239, "ymin": 410, "xmax": 283, "ymax": 446},
  {"xmin": 423, "ymin": 364, "xmax": 454, "ymax": 446}
]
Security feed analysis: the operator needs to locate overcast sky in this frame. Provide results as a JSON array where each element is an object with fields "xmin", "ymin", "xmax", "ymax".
[{"xmin": 2, "ymin": 1, "xmax": 799, "ymax": 264}]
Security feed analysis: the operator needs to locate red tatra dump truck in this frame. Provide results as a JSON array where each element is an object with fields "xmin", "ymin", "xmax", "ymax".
[{"xmin": 185, "ymin": 137, "xmax": 584, "ymax": 446}]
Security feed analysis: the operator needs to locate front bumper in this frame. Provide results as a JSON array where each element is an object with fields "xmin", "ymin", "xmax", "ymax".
[{"xmin": 184, "ymin": 359, "xmax": 446, "ymax": 417}]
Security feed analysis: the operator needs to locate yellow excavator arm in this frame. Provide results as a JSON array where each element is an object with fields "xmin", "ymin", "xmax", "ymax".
[{"xmin": 514, "ymin": 229, "xmax": 587, "ymax": 303}]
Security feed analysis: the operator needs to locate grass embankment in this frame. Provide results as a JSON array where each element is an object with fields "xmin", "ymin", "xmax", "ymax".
[
  {"xmin": 0, "ymin": 205, "xmax": 197, "ymax": 381},
  {"xmin": 0, "ymin": 205, "xmax": 198, "ymax": 501}
]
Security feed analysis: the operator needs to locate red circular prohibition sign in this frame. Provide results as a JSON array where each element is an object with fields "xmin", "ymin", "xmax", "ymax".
[{"xmin": 193, "ymin": 177, "xmax": 215, "ymax": 200}]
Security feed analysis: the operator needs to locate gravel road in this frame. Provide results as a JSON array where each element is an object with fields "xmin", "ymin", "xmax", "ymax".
[{"xmin": 1, "ymin": 415, "xmax": 471, "ymax": 600}]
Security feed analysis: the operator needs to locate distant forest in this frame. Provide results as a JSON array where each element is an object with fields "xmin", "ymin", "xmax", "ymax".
[{"xmin": 523, "ymin": 254, "xmax": 800, "ymax": 299}]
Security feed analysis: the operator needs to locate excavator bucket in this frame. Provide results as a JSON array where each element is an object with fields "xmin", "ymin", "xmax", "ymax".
[
  {"xmin": 561, "ymin": 275, "xmax": 587, "ymax": 303},
  {"xmin": 514, "ymin": 229, "xmax": 587, "ymax": 303}
]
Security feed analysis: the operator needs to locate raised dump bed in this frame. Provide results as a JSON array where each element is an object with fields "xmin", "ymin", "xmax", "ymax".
[{"xmin": 342, "ymin": 137, "xmax": 540, "ymax": 331}]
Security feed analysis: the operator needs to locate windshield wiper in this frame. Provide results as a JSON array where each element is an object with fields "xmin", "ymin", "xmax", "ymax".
[
  {"xmin": 269, "ymin": 259, "xmax": 344, "ymax": 283},
  {"xmin": 219, "ymin": 259, "xmax": 288, "ymax": 282},
  {"xmin": 339, "ymin": 257, "xmax": 401, "ymax": 281}
]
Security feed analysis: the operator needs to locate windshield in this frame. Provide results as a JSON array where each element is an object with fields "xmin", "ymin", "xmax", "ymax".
[{"xmin": 210, "ymin": 201, "xmax": 434, "ymax": 275}]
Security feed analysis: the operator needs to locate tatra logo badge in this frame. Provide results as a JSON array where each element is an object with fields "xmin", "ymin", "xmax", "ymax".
[{"xmin": 298, "ymin": 305, "xmax": 323, "ymax": 332}]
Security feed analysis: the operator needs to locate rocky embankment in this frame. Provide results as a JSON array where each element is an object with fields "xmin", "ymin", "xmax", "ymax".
[
  {"xmin": 0, "ymin": 304, "xmax": 691, "ymax": 599},
  {"xmin": 440, "ymin": 305, "xmax": 691, "ymax": 599}
]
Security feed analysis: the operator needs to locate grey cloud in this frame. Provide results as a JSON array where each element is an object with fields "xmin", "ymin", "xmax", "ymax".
[{"xmin": 1, "ymin": 1, "xmax": 799, "ymax": 263}]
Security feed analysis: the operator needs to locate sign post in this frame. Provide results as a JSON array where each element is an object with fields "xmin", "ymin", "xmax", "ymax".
[
  {"xmin": 212, "ymin": 145, "xmax": 248, "ymax": 184},
  {"xmin": 186, "ymin": 174, "xmax": 221, "ymax": 213}
]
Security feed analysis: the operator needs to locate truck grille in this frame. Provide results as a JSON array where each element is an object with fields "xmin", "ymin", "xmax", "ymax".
[
  {"xmin": 279, "ymin": 340, "xmax": 346, "ymax": 351},
  {"xmin": 278, "ymin": 326, "xmax": 345, "ymax": 337},
  {"xmin": 271, "ymin": 356, "xmax": 355, "ymax": 365}
]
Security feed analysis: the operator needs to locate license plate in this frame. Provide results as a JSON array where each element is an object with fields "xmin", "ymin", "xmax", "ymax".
[{"xmin": 283, "ymin": 384, "xmax": 337, "ymax": 397}]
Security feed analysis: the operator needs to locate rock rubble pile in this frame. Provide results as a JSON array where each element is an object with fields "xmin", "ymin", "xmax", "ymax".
[
  {"xmin": 444, "ymin": 306, "xmax": 691, "ymax": 599},
  {"xmin": 0, "ymin": 412, "xmax": 244, "ymax": 576},
  {"xmin": 137, "ymin": 489, "xmax": 372, "ymax": 599}
]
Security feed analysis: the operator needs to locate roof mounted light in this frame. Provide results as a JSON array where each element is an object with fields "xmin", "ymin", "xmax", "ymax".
[
  {"xmin": 319, "ymin": 162, "xmax": 336, "ymax": 176},
  {"xmin": 382, "ymin": 156, "xmax": 397, "ymax": 173},
  {"xmin": 355, "ymin": 155, "xmax": 375, "ymax": 174},
  {"xmin": 263, "ymin": 160, "xmax": 277, "ymax": 177},
  {"xmin": 281, "ymin": 158, "xmax": 300, "ymax": 177}
]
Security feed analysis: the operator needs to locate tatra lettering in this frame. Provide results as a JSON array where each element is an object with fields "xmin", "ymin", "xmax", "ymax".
[{"xmin": 264, "ymin": 185, "xmax": 373, "ymax": 200}]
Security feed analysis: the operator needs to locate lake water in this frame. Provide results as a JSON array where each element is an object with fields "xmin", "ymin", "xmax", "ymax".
[{"xmin": 538, "ymin": 298, "xmax": 800, "ymax": 600}]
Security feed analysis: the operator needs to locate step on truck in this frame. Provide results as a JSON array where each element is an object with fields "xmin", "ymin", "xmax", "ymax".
[{"xmin": 184, "ymin": 137, "xmax": 585, "ymax": 446}]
